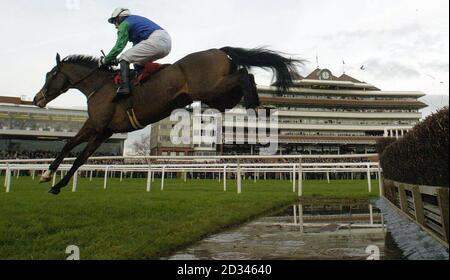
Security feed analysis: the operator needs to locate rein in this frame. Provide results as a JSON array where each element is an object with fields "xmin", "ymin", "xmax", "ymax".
[{"xmin": 42, "ymin": 66, "xmax": 110, "ymax": 103}]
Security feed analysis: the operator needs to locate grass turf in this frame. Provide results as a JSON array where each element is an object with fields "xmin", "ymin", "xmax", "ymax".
[{"xmin": 0, "ymin": 176, "xmax": 379, "ymax": 260}]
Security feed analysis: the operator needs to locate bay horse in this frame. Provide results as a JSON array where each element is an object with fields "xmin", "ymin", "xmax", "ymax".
[{"xmin": 33, "ymin": 47, "xmax": 303, "ymax": 195}]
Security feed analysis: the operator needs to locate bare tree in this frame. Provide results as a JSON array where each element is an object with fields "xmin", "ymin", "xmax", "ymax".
[{"xmin": 131, "ymin": 134, "xmax": 151, "ymax": 156}]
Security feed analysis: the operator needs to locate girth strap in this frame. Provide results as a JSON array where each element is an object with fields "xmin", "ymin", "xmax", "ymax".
[{"xmin": 123, "ymin": 97, "xmax": 145, "ymax": 130}]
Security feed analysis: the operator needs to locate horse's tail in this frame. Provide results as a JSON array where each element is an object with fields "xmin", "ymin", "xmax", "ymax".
[{"xmin": 220, "ymin": 46, "xmax": 303, "ymax": 94}]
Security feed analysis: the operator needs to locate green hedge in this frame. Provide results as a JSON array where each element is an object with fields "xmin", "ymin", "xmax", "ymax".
[{"xmin": 378, "ymin": 107, "xmax": 449, "ymax": 187}]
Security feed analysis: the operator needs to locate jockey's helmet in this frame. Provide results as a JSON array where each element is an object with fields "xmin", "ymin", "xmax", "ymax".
[{"xmin": 108, "ymin": 8, "xmax": 131, "ymax": 24}]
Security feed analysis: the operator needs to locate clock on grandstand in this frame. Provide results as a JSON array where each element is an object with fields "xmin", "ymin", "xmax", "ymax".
[{"xmin": 319, "ymin": 69, "xmax": 332, "ymax": 80}]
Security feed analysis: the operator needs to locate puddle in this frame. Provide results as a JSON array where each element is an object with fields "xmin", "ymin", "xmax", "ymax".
[{"xmin": 168, "ymin": 198, "xmax": 408, "ymax": 260}]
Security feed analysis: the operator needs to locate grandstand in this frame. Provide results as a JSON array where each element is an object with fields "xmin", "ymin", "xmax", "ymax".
[
  {"xmin": 151, "ymin": 68, "xmax": 427, "ymax": 156},
  {"xmin": 0, "ymin": 96, "xmax": 128, "ymax": 159}
]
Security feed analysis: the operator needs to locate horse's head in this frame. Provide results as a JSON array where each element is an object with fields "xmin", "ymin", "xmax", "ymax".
[{"xmin": 33, "ymin": 53, "xmax": 72, "ymax": 108}]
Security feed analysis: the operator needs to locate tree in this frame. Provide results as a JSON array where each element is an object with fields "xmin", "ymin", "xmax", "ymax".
[{"xmin": 131, "ymin": 134, "xmax": 151, "ymax": 156}]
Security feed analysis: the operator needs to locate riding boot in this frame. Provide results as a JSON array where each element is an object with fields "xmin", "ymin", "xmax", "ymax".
[{"xmin": 113, "ymin": 60, "xmax": 131, "ymax": 103}]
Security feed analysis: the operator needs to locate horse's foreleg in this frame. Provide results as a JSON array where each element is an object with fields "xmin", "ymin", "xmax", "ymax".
[
  {"xmin": 40, "ymin": 122, "xmax": 95, "ymax": 183},
  {"xmin": 48, "ymin": 130, "xmax": 113, "ymax": 195}
]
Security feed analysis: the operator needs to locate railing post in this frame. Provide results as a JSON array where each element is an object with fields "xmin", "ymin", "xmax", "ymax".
[
  {"xmin": 298, "ymin": 160, "xmax": 303, "ymax": 197},
  {"xmin": 161, "ymin": 165, "xmax": 166, "ymax": 191},
  {"xmin": 411, "ymin": 186, "xmax": 425, "ymax": 226},
  {"xmin": 437, "ymin": 188, "xmax": 449, "ymax": 243},
  {"xmin": 367, "ymin": 164, "xmax": 372, "ymax": 193},
  {"xmin": 90, "ymin": 170, "xmax": 93, "ymax": 182},
  {"xmin": 32, "ymin": 170, "xmax": 35, "ymax": 180},
  {"xmin": 398, "ymin": 184, "xmax": 408, "ymax": 212},
  {"xmin": 4, "ymin": 163, "xmax": 9, "ymax": 188},
  {"xmin": 377, "ymin": 164, "xmax": 383, "ymax": 196},
  {"xmin": 146, "ymin": 165, "xmax": 152, "ymax": 192},
  {"xmin": 5, "ymin": 165, "xmax": 11, "ymax": 193},
  {"xmin": 237, "ymin": 162, "xmax": 242, "ymax": 194},
  {"xmin": 223, "ymin": 165, "xmax": 227, "ymax": 192},
  {"xmin": 52, "ymin": 172, "xmax": 57, "ymax": 187},
  {"xmin": 104, "ymin": 166, "xmax": 109, "ymax": 190},
  {"xmin": 72, "ymin": 171, "xmax": 78, "ymax": 192},
  {"xmin": 292, "ymin": 164, "xmax": 296, "ymax": 193}
]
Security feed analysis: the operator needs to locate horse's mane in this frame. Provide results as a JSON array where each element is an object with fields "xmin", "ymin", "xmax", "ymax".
[{"xmin": 62, "ymin": 55, "xmax": 100, "ymax": 68}]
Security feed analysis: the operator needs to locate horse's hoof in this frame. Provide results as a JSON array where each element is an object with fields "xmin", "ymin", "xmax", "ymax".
[
  {"xmin": 40, "ymin": 176, "xmax": 52, "ymax": 184},
  {"xmin": 48, "ymin": 188, "xmax": 61, "ymax": 195},
  {"xmin": 40, "ymin": 170, "xmax": 53, "ymax": 183}
]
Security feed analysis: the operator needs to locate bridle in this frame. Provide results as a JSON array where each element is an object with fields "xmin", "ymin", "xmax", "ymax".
[{"xmin": 41, "ymin": 65, "xmax": 102, "ymax": 103}]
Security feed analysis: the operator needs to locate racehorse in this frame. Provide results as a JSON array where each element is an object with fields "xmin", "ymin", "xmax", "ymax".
[{"xmin": 33, "ymin": 46, "xmax": 303, "ymax": 195}]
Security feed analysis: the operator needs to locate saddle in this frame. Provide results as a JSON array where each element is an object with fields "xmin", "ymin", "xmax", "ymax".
[
  {"xmin": 113, "ymin": 62, "xmax": 170, "ymax": 86},
  {"xmin": 113, "ymin": 62, "xmax": 170, "ymax": 131}
]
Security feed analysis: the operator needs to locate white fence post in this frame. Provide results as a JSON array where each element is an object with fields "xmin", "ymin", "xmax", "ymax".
[
  {"xmin": 4, "ymin": 164, "xmax": 9, "ymax": 188},
  {"xmin": 72, "ymin": 171, "xmax": 78, "ymax": 192},
  {"xmin": 378, "ymin": 164, "xmax": 383, "ymax": 196},
  {"xmin": 52, "ymin": 172, "xmax": 57, "ymax": 187},
  {"xmin": 161, "ymin": 166, "xmax": 166, "ymax": 191},
  {"xmin": 298, "ymin": 161, "xmax": 303, "ymax": 197},
  {"xmin": 5, "ymin": 165, "xmax": 11, "ymax": 193},
  {"xmin": 223, "ymin": 165, "xmax": 227, "ymax": 192},
  {"xmin": 237, "ymin": 163, "xmax": 242, "ymax": 194},
  {"xmin": 147, "ymin": 165, "xmax": 152, "ymax": 192},
  {"xmin": 292, "ymin": 164, "xmax": 296, "ymax": 193},
  {"xmin": 367, "ymin": 164, "xmax": 372, "ymax": 193},
  {"xmin": 104, "ymin": 167, "xmax": 109, "ymax": 190},
  {"xmin": 90, "ymin": 170, "xmax": 93, "ymax": 182},
  {"xmin": 32, "ymin": 170, "xmax": 35, "ymax": 180}
]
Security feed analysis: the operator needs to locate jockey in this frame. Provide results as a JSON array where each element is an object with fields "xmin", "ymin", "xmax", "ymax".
[{"xmin": 99, "ymin": 8, "xmax": 172, "ymax": 102}]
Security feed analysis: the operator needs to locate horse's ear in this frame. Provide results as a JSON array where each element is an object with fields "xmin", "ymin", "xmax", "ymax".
[{"xmin": 56, "ymin": 53, "xmax": 61, "ymax": 65}]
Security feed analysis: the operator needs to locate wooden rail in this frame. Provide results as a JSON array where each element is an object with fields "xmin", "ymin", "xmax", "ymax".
[{"xmin": 382, "ymin": 178, "xmax": 449, "ymax": 248}]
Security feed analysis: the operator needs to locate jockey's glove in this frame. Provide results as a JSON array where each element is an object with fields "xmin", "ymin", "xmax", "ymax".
[
  {"xmin": 98, "ymin": 57, "xmax": 118, "ymax": 68},
  {"xmin": 98, "ymin": 57, "xmax": 108, "ymax": 68}
]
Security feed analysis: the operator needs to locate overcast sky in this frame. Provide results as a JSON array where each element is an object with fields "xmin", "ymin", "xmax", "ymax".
[{"xmin": 1, "ymin": 0, "xmax": 448, "ymax": 149}]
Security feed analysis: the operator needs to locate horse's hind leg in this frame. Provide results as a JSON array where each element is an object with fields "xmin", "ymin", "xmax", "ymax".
[
  {"xmin": 237, "ymin": 69, "xmax": 259, "ymax": 110},
  {"xmin": 246, "ymin": 73, "xmax": 260, "ymax": 109},
  {"xmin": 205, "ymin": 69, "xmax": 259, "ymax": 111},
  {"xmin": 205, "ymin": 86, "xmax": 243, "ymax": 112}
]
